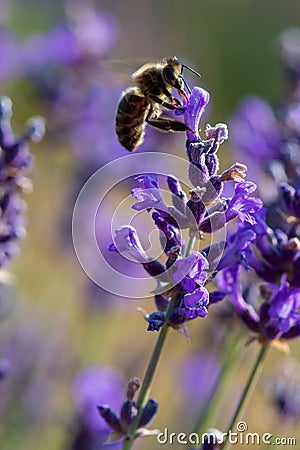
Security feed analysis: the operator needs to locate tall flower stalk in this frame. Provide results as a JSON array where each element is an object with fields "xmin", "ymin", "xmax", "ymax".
[{"xmin": 99, "ymin": 77, "xmax": 264, "ymax": 448}]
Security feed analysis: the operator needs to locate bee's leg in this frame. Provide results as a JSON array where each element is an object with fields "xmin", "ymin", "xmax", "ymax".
[
  {"xmin": 162, "ymin": 87, "xmax": 183, "ymax": 106},
  {"xmin": 172, "ymin": 97, "xmax": 183, "ymax": 106},
  {"xmin": 146, "ymin": 114, "xmax": 194, "ymax": 134},
  {"xmin": 149, "ymin": 95, "xmax": 182, "ymax": 111}
]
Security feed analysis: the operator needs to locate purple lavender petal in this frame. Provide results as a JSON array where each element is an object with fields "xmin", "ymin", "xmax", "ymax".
[
  {"xmin": 109, "ymin": 225, "xmax": 148, "ymax": 263},
  {"xmin": 184, "ymin": 87, "xmax": 210, "ymax": 141}
]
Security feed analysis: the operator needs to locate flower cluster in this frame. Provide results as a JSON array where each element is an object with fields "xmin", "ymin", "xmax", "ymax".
[
  {"xmin": 110, "ymin": 86, "xmax": 262, "ymax": 333},
  {"xmin": 215, "ymin": 28, "xmax": 300, "ymax": 344},
  {"xmin": 0, "ymin": 96, "xmax": 45, "ymax": 266}
]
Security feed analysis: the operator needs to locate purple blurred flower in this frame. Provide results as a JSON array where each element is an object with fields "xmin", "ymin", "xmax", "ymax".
[
  {"xmin": 231, "ymin": 97, "xmax": 280, "ymax": 162},
  {"xmin": 0, "ymin": 314, "xmax": 77, "ymax": 431},
  {"xmin": 22, "ymin": 7, "xmax": 118, "ymax": 70},
  {"xmin": 230, "ymin": 31, "xmax": 300, "ymax": 196},
  {"xmin": 279, "ymin": 28, "xmax": 300, "ymax": 97},
  {"xmin": 72, "ymin": 366, "xmax": 124, "ymax": 434},
  {"xmin": 247, "ymin": 221, "xmax": 300, "ymax": 287},
  {"xmin": 0, "ymin": 96, "xmax": 45, "ymax": 267},
  {"xmin": 229, "ymin": 97, "xmax": 282, "ymax": 195},
  {"xmin": 0, "ymin": 357, "xmax": 11, "ymax": 381},
  {"xmin": 70, "ymin": 366, "xmax": 124, "ymax": 449},
  {"xmin": 280, "ymin": 182, "xmax": 300, "ymax": 221},
  {"xmin": 0, "ymin": 30, "xmax": 24, "ymax": 82},
  {"xmin": 266, "ymin": 360, "xmax": 300, "ymax": 422},
  {"xmin": 0, "ymin": 5, "xmax": 125, "ymax": 178}
]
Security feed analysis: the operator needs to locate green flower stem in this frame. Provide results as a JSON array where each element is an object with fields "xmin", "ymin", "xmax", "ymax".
[
  {"xmin": 191, "ymin": 332, "xmax": 243, "ymax": 438},
  {"xmin": 122, "ymin": 296, "xmax": 175, "ymax": 450},
  {"xmin": 222, "ymin": 343, "xmax": 269, "ymax": 450},
  {"xmin": 185, "ymin": 235, "xmax": 196, "ymax": 257},
  {"xmin": 122, "ymin": 236, "xmax": 196, "ymax": 450}
]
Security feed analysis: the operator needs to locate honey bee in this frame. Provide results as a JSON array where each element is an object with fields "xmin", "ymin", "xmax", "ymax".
[{"xmin": 115, "ymin": 56, "xmax": 200, "ymax": 151}]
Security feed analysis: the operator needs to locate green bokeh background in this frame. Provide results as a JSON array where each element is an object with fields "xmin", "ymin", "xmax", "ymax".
[{"xmin": 1, "ymin": 1, "xmax": 300, "ymax": 449}]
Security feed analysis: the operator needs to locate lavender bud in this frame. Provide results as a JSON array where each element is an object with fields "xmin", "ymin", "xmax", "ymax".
[
  {"xmin": 138, "ymin": 399, "xmax": 158, "ymax": 427},
  {"xmin": 186, "ymin": 186, "xmax": 206, "ymax": 225},
  {"xmin": 147, "ymin": 312, "xmax": 165, "ymax": 331},
  {"xmin": 220, "ymin": 162, "xmax": 247, "ymax": 183},
  {"xmin": 97, "ymin": 405, "xmax": 123, "ymax": 432},
  {"xmin": 126, "ymin": 377, "xmax": 140, "ymax": 401},
  {"xmin": 25, "ymin": 117, "xmax": 46, "ymax": 142},
  {"xmin": 120, "ymin": 400, "xmax": 137, "ymax": 427}
]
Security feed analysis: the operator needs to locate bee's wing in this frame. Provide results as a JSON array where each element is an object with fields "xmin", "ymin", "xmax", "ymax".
[
  {"xmin": 99, "ymin": 56, "xmax": 163, "ymax": 76},
  {"xmin": 91, "ymin": 57, "xmax": 156, "ymax": 89}
]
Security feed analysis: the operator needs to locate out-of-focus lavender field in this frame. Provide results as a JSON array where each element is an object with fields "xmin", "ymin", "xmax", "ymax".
[{"xmin": 0, "ymin": 1, "xmax": 300, "ymax": 449}]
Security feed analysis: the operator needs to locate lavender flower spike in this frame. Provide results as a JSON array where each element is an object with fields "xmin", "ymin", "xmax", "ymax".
[{"xmin": 0, "ymin": 96, "xmax": 45, "ymax": 266}]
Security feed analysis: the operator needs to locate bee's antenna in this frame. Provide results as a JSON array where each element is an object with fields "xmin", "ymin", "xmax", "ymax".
[
  {"xmin": 182, "ymin": 64, "xmax": 201, "ymax": 78},
  {"xmin": 181, "ymin": 77, "xmax": 191, "ymax": 94}
]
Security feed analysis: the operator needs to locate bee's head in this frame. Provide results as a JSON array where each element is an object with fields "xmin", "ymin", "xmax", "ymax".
[
  {"xmin": 163, "ymin": 57, "xmax": 201, "ymax": 101},
  {"xmin": 163, "ymin": 57, "xmax": 187, "ymax": 99}
]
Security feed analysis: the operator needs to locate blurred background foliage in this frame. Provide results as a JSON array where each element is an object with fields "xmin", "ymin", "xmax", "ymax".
[{"xmin": 0, "ymin": 0, "xmax": 300, "ymax": 449}]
